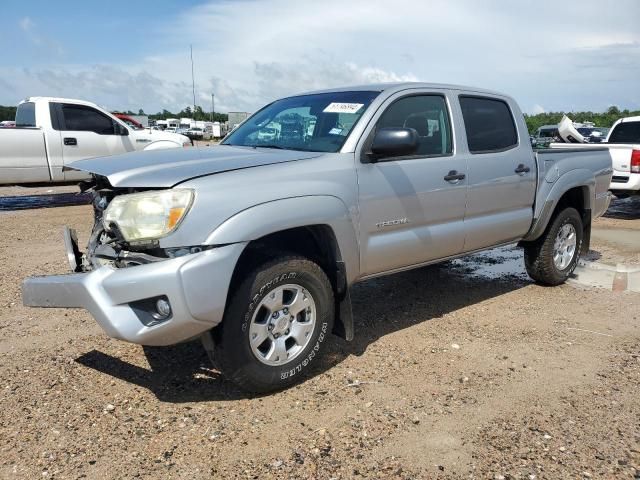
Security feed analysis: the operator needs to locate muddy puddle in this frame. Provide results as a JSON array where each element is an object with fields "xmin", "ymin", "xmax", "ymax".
[
  {"xmin": 449, "ymin": 244, "xmax": 530, "ymax": 281},
  {"xmin": 605, "ymin": 195, "xmax": 640, "ymax": 220}
]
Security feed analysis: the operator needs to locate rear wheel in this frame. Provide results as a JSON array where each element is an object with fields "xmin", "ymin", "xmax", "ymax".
[
  {"xmin": 214, "ymin": 255, "xmax": 334, "ymax": 393},
  {"xmin": 524, "ymin": 207, "xmax": 583, "ymax": 286}
]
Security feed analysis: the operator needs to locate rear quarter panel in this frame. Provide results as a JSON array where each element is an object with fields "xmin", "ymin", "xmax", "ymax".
[{"xmin": 524, "ymin": 147, "xmax": 613, "ymax": 240}]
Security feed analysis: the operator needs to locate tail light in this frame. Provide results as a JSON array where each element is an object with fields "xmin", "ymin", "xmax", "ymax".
[{"xmin": 632, "ymin": 149, "xmax": 640, "ymax": 173}]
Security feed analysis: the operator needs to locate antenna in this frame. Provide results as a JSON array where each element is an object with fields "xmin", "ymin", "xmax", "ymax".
[{"xmin": 190, "ymin": 45, "xmax": 197, "ymax": 120}]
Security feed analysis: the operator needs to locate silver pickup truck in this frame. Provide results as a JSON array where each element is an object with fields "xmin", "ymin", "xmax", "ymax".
[{"xmin": 23, "ymin": 83, "xmax": 613, "ymax": 392}]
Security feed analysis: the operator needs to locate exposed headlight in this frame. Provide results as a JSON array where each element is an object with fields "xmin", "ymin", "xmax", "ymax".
[{"xmin": 103, "ymin": 189, "xmax": 194, "ymax": 241}]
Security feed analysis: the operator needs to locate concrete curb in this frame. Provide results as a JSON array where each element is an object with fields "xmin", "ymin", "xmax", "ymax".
[{"xmin": 571, "ymin": 260, "xmax": 640, "ymax": 293}]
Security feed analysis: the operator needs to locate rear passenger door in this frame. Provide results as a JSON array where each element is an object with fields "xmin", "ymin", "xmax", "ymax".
[
  {"xmin": 355, "ymin": 92, "xmax": 468, "ymax": 276},
  {"xmin": 457, "ymin": 95, "xmax": 536, "ymax": 251}
]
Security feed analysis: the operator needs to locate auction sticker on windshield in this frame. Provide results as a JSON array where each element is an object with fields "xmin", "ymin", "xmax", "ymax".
[{"xmin": 323, "ymin": 103, "xmax": 364, "ymax": 114}]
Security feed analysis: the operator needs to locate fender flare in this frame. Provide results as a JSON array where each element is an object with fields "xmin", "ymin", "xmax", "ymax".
[
  {"xmin": 205, "ymin": 195, "xmax": 360, "ymax": 341},
  {"xmin": 204, "ymin": 195, "xmax": 359, "ymax": 280},
  {"xmin": 523, "ymin": 169, "xmax": 595, "ymax": 242}
]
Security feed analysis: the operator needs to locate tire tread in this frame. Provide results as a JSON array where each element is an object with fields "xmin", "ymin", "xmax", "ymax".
[
  {"xmin": 214, "ymin": 254, "xmax": 334, "ymax": 393},
  {"xmin": 524, "ymin": 207, "xmax": 583, "ymax": 286}
]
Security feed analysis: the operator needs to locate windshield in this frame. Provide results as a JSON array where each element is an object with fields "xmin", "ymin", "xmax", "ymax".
[
  {"xmin": 577, "ymin": 127, "xmax": 596, "ymax": 136},
  {"xmin": 222, "ymin": 91, "xmax": 379, "ymax": 152}
]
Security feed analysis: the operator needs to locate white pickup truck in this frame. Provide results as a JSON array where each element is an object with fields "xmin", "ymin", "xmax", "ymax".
[
  {"xmin": 1, "ymin": 97, "xmax": 191, "ymax": 184},
  {"xmin": 555, "ymin": 115, "xmax": 640, "ymax": 197},
  {"xmin": 605, "ymin": 116, "xmax": 640, "ymax": 197}
]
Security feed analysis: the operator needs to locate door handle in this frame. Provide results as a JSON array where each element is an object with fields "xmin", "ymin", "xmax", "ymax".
[
  {"xmin": 63, "ymin": 137, "xmax": 77, "ymax": 146},
  {"xmin": 515, "ymin": 164, "xmax": 530, "ymax": 174},
  {"xmin": 444, "ymin": 170, "xmax": 466, "ymax": 182}
]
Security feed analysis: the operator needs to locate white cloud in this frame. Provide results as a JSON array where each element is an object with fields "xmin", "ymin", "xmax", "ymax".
[
  {"xmin": 19, "ymin": 16, "xmax": 41, "ymax": 46},
  {"xmin": 17, "ymin": 16, "xmax": 65, "ymax": 56},
  {"xmin": 2, "ymin": 0, "xmax": 640, "ymax": 114},
  {"xmin": 19, "ymin": 17, "xmax": 35, "ymax": 33}
]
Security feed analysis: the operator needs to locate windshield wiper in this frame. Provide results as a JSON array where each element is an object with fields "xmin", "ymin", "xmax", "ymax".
[{"xmin": 253, "ymin": 144, "xmax": 286, "ymax": 150}]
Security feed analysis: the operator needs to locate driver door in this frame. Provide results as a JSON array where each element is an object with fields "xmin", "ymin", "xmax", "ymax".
[
  {"xmin": 355, "ymin": 92, "xmax": 468, "ymax": 276},
  {"xmin": 51, "ymin": 103, "xmax": 134, "ymax": 180}
]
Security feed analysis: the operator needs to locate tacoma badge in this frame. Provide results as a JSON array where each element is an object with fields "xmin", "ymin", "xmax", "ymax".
[{"xmin": 376, "ymin": 218, "xmax": 408, "ymax": 228}]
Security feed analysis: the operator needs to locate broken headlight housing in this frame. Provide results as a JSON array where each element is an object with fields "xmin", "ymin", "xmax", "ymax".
[{"xmin": 103, "ymin": 189, "xmax": 194, "ymax": 241}]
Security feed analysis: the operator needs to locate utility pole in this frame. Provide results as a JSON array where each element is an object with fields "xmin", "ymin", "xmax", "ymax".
[
  {"xmin": 190, "ymin": 45, "xmax": 196, "ymax": 120},
  {"xmin": 211, "ymin": 93, "xmax": 214, "ymax": 122}
]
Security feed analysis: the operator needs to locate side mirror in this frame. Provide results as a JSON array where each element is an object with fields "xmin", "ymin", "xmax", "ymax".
[{"xmin": 368, "ymin": 127, "xmax": 418, "ymax": 161}]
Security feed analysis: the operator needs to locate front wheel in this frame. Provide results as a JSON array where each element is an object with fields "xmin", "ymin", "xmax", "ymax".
[
  {"xmin": 214, "ymin": 255, "xmax": 334, "ymax": 393},
  {"xmin": 524, "ymin": 207, "xmax": 583, "ymax": 286}
]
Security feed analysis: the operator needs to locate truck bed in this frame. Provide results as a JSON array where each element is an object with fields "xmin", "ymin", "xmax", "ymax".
[
  {"xmin": 548, "ymin": 142, "xmax": 639, "ymax": 194},
  {"xmin": 0, "ymin": 128, "xmax": 50, "ymax": 183},
  {"xmin": 527, "ymin": 145, "xmax": 614, "ymax": 232}
]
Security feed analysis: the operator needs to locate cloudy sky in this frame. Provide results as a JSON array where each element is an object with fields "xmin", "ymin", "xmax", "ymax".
[{"xmin": 1, "ymin": 0, "xmax": 639, "ymax": 115}]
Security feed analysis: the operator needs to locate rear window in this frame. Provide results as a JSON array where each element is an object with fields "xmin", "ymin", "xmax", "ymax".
[
  {"xmin": 608, "ymin": 121, "xmax": 640, "ymax": 143},
  {"xmin": 15, "ymin": 102, "xmax": 36, "ymax": 127},
  {"xmin": 459, "ymin": 96, "xmax": 518, "ymax": 153}
]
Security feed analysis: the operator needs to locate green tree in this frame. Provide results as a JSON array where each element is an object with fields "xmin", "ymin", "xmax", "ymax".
[
  {"xmin": 607, "ymin": 106, "xmax": 620, "ymax": 116},
  {"xmin": 194, "ymin": 105, "xmax": 206, "ymax": 120},
  {"xmin": 0, "ymin": 105, "xmax": 17, "ymax": 121},
  {"xmin": 127, "ymin": 107, "xmax": 228, "ymax": 123}
]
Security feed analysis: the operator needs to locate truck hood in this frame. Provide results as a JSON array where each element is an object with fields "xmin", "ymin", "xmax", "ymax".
[{"xmin": 67, "ymin": 145, "xmax": 323, "ymax": 188}]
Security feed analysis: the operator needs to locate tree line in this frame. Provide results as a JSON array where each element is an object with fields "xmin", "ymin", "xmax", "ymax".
[
  {"xmin": 125, "ymin": 106, "xmax": 229, "ymax": 123},
  {"xmin": 524, "ymin": 106, "xmax": 640, "ymax": 134},
  {"xmin": 0, "ymin": 105, "xmax": 16, "ymax": 121}
]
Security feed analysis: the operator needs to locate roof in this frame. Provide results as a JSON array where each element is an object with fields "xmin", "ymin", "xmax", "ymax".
[
  {"xmin": 291, "ymin": 81, "xmax": 508, "ymax": 98},
  {"xmin": 618, "ymin": 116, "xmax": 640, "ymax": 123},
  {"xmin": 24, "ymin": 96, "xmax": 102, "ymax": 108}
]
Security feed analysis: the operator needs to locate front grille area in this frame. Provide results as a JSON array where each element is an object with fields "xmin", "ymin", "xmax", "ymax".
[{"xmin": 611, "ymin": 176, "xmax": 629, "ymax": 184}]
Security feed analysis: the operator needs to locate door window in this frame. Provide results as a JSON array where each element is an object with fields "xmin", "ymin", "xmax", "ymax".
[
  {"xmin": 375, "ymin": 95, "xmax": 453, "ymax": 157},
  {"xmin": 459, "ymin": 96, "xmax": 518, "ymax": 153},
  {"xmin": 59, "ymin": 104, "xmax": 118, "ymax": 135}
]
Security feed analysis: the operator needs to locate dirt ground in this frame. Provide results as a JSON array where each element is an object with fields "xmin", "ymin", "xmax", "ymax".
[{"xmin": 0, "ymin": 194, "xmax": 638, "ymax": 479}]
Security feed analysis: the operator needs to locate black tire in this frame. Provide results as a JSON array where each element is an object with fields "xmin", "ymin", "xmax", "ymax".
[
  {"xmin": 524, "ymin": 207, "xmax": 583, "ymax": 286},
  {"xmin": 214, "ymin": 255, "xmax": 334, "ymax": 393}
]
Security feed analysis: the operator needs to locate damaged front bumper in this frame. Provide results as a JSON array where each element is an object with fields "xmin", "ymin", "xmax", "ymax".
[{"xmin": 22, "ymin": 229, "xmax": 246, "ymax": 346}]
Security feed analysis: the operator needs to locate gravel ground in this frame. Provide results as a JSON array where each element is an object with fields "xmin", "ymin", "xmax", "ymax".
[{"xmin": 0, "ymin": 196, "xmax": 638, "ymax": 479}]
